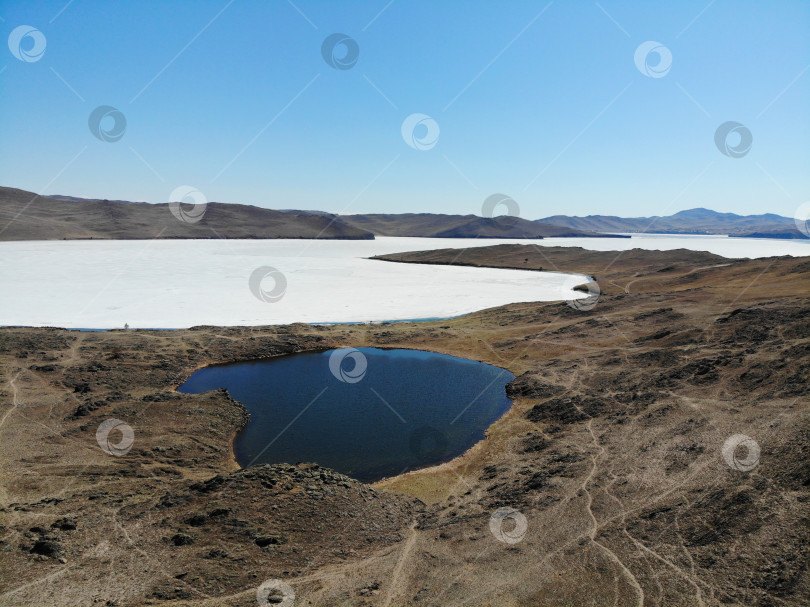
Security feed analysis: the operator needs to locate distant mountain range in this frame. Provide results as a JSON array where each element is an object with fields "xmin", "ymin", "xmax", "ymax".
[
  {"xmin": 1, "ymin": 187, "xmax": 804, "ymax": 241},
  {"xmin": 45, "ymin": 194, "xmax": 150, "ymax": 205},
  {"xmin": 339, "ymin": 213, "xmax": 619, "ymax": 239},
  {"xmin": 0, "ymin": 187, "xmax": 619, "ymax": 241},
  {"xmin": 0, "ymin": 187, "xmax": 373, "ymax": 241},
  {"xmin": 539, "ymin": 208, "xmax": 808, "ymax": 239}
]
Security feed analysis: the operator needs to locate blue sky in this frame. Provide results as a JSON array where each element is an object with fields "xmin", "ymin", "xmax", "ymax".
[{"xmin": 1, "ymin": 0, "xmax": 808, "ymax": 219}]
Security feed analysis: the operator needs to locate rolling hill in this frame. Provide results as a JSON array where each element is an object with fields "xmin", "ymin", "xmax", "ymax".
[
  {"xmin": 0, "ymin": 187, "xmax": 628, "ymax": 241},
  {"xmin": 0, "ymin": 187, "xmax": 374, "ymax": 241},
  {"xmin": 538, "ymin": 207, "xmax": 808, "ymax": 239},
  {"xmin": 10, "ymin": 187, "xmax": 798, "ymax": 242},
  {"xmin": 340, "ymin": 213, "xmax": 623, "ymax": 239}
]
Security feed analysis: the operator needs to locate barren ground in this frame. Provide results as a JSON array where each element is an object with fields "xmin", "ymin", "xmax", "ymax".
[{"xmin": 1, "ymin": 244, "xmax": 808, "ymax": 606}]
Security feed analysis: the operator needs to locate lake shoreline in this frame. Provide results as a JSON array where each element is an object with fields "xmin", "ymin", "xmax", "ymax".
[
  {"xmin": 176, "ymin": 346, "xmax": 518, "ymax": 481},
  {"xmin": 2, "ymin": 244, "xmax": 809, "ymax": 605}
]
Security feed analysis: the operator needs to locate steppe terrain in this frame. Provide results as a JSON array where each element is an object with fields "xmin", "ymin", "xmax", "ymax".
[
  {"xmin": 0, "ymin": 244, "xmax": 808, "ymax": 606},
  {"xmin": 0, "ymin": 187, "xmax": 373, "ymax": 241},
  {"xmin": 0, "ymin": 187, "xmax": 610, "ymax": 242}
]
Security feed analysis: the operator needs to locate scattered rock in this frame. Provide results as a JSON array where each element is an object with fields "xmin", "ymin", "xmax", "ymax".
[
  {"xmin": 170, "ymin": 533, "xmax": 194, "ymax": 546},
  {"xmin": 30, "ymin": 539, "xmax": 62, "ymax": 559}
]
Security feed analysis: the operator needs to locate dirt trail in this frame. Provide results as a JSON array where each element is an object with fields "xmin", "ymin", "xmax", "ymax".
[
  {"xmin": 381, "ymin": 521, "xmax": 420, "ymax": 607},
  {"xmin": 0, "ymin": 370, "xmax": 22, "ymax": 432},
  {"xmin": 65, "ymin": 333, "xmax": 85, "ymax": 365},
  {"xmin": 581, "ymin": 416, "xmax": 646, "ymax": 607}
]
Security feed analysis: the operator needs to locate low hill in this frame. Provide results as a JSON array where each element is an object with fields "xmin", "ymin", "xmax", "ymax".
[
  {"xmin": 0, "ymin": 187, "xmax": 374, "ymax": 241},
  {"xmin": 340, "ymin": 213, "xmax": 625, "ymax": 239},
  {"xmin": 730, "ymin": 228, "xmax": 809, "ymax": 239},
  {"xmin": 539, "ymin": 207, "xmax": 807, "ymax": 238}
]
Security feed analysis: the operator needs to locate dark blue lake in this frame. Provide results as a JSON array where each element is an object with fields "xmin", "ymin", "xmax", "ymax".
[{"xmin": 177, "ymin": 347, "xmax": 514, "ymax": 483}]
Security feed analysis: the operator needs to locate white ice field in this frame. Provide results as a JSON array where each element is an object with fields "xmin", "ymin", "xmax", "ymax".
[{"xmin": 0, "ymin": 235, "xmax": 807, "ymax": 329}]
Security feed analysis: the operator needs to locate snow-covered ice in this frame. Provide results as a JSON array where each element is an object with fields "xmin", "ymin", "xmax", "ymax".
[
  {"xmin": 0, "ymin": 235, "xmax": 805, "ymax": 329},
  {"xmin": 0, "ymin": 237, "xmax": 590, "ymax": 329}
]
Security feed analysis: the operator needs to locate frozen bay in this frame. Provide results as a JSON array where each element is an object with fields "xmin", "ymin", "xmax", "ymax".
[
  {"xmin": 0, "ymin": 235, "xmax": 806, "ymax": 329},
  {"xmin": 0, "ymin": 237, "xmax": 589, "ymax": 329}
]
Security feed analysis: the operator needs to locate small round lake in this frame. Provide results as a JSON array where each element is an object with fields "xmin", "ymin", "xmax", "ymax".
[{"xmin": 177, "ymin": 347, "xmax": 515, "ymax": 483}]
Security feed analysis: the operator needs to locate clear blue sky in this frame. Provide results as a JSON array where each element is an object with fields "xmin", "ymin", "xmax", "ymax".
[{"xmin": 1, "ymin": 0, "xmax": 808, "ymax": 219}]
